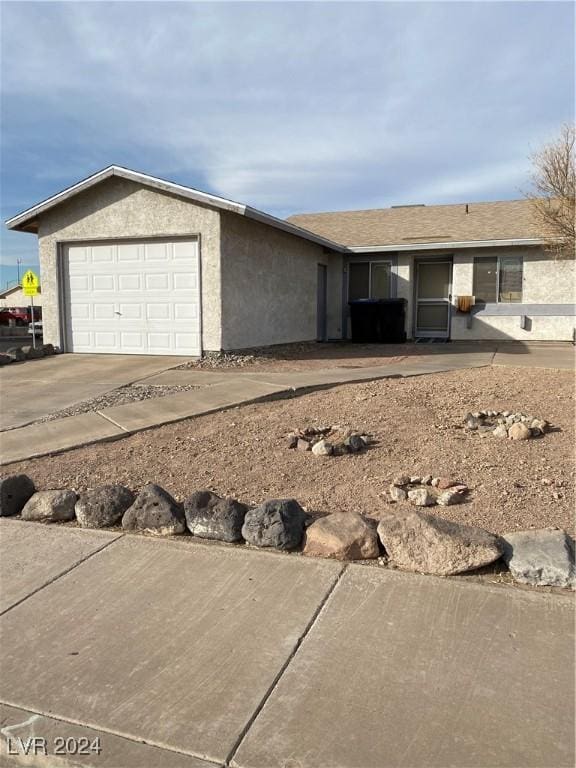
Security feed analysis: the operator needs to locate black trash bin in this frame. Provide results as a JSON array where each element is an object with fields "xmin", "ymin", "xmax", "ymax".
[{"xmin": 349, "ymin": 298, "xmax": 407, "ymax": 343}]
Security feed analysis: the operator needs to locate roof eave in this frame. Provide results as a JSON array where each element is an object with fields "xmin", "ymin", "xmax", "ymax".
[{"xmin": 348, "ymin": 238, "xmax": 544, "ymax": 253}]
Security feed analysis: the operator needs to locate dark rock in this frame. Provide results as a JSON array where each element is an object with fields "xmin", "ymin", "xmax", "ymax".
[
  {"xmin": 5, "ymin": 347, "xmax": 25, "ymax": 362},
  {"xmin": 184, "ymin": 490, "xmax": 248, "ymax": 542},
  {"xmin": 501, "ymin": 529, "xmax": 575, "ymax": 588},
  {"xmin": 344, "ymin": 434, "xmax": 364, "ymax": 453},
  {"xmin": 21, "ymin": 490, "xmax": 77, "ymax": 522},
  {"xmin": 75, "ymin": 484, "xmax": 135, "ymax": 528},
  {"xmin": 332, "ymin": 442, "xmax": 350, "ymax": 456},
  {"xmin": 242, "ymin": 498, "xmax": 308, "ymax": 550},
  {"xmin": 122, "ymin": 484, "xmax": 185, "ymax": 536},
  {"xmin": 464, "ymin": 413, "xmax": 481, "ymax": 430},
  {"xmin": 42, "ymin": 343, "xmax": 55, "ymax": 356},
  {"xmin": 21, "ymin": 345, "xmax": 44, "ymax": 360},
  {"xmin": 0, "ymin": 354, "xmax": 12, "ymax": 366},
  {"xmin": 0, "ymin": 474, "xmax": 36, "ymax": 516},
  {"xmin": 286, "ymin": 434, "xmax": 298, "ymax": 449}
]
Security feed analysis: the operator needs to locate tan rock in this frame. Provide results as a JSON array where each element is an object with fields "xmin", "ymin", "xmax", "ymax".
[
  {"xmin": 377, "ymin": 509, "xmax": 502, "ymax": 576},
  {"xmin": 509, "ymin": 422, "xmax": 531, "ymax": 441},
  {"xmin": 436, "ymin": 477, "xmax": 457, "ymax": 490},
  {"xmin": 303, "ymin": 512, "xmax": 379, "ymax": 561},
  {"xmin": 407, "ymin": 488, "xmax": 435, "ymax": 507},
  {"xmin": 311, "ymin": 439, "xmax": 333, "ymax": 457},
  {"xmin": 389, "ymin": 485, "xmax": 407, "ymax": 502}
]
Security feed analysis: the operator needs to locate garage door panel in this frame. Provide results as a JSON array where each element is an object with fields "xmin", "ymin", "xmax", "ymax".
[{"xmin": 65, "ymin": 239, "xmax": 200, "ymax": 356}]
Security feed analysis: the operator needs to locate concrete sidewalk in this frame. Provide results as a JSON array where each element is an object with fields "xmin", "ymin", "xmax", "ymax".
[{"xmin": 0, "ymin": 520, "xmax": 573, "ymax": 767}]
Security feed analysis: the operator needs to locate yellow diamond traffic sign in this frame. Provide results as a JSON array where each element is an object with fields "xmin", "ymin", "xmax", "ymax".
[{"xmin": 22, "ymin": 269, "xmax": 40, "ymax": 296}]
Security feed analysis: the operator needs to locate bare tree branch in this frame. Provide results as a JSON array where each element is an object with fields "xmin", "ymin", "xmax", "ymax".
[{"xmin": 526, "ymin": 124, "xmax": 575, "ymax": 258}]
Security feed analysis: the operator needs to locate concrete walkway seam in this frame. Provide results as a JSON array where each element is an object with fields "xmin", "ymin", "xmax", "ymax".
[
  {"xmin": 225, "ymin": 563, "xmax": 349, "ymax": 768},
  {"xmin": 0, "ymin": 534, "xmax": 124, "ymax": 618},
  {"xmin": 0, "ymin": 699, "xmax": 224, "ymax": 767}
]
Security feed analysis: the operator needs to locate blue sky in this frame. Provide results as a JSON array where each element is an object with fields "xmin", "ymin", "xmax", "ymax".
[{"xmin": 1, "ymin": 1, "xmax": 574, "ymax": 287}]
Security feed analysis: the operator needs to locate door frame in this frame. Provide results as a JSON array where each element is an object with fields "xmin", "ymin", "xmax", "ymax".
[{"xmin": 413, "ymin": 257, "xmax": 453, "ymax": 339}]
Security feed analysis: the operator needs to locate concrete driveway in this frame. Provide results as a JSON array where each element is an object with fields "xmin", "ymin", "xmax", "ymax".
[{"xmin": 0, "ymin": 354, "xmax": 192, "ymax": 431}]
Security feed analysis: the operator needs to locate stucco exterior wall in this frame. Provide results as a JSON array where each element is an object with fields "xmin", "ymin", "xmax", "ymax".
[
  {"xmin": 36, "ymin": 177, "xmax": 222, "ymax": 351},
  {"xmin": 450, "ymin": 247, "xmax": 575, "ymax": 341},
  {"xmin": 396, "ymin": 255, "xmax": 413, "ymax": 338},
  {"xmin": 219, "ymin": 212, "xmax": 331, "ymax": 349}
]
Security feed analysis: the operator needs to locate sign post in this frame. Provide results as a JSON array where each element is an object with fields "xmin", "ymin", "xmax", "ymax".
[{"xmin": 22, "ymin": 270, "xmax": 40, "ymax": 349}]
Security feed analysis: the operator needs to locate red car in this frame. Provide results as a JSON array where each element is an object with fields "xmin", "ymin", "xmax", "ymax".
[
  {"xmin": 0, "ymin": 309, "xmax": 25, "ymax": 326},
  {"xmin": 1, "ymin": 306, "xmax": 41, "ymax": 324}
]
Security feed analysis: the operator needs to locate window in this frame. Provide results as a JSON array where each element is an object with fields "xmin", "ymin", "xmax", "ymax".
[
  {"xmin": 348, "ymin": 261, "xmax": 391, "ymax": 300},
  {"xmin": 473, "ymin": 256, "xmax": 523, "ymax": 303}
]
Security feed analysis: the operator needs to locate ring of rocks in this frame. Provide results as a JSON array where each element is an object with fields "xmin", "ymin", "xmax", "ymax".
[{"xmin": 463, "ymin": 410, "xmax": 549, "ymax": 440}]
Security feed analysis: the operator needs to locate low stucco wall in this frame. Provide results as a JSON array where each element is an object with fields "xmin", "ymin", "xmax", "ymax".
[
  {"xmin": 36, "ymin": 177, "xmax": 222, "ymax": 351},
  {"xmin": 219, "ymin": 213, "xmax": 331, "ymax": 349},
  {"xmin": 451, "ymin": 247, "xmax": 575, "ymax": 341}
]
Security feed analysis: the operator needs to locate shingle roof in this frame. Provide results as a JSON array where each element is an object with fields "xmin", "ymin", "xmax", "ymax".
[{"xmin": 287, "ymin": 199, "xmax": 541, "ymax": 247}]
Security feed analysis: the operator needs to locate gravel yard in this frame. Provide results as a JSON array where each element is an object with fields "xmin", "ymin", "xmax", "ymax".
[
  {"xmin": 7, "ymin": 366, "xmax": 574, "ymax": 535},
  {"xmin": 30, "ymin": 384, "xmax": 199, "ymax": 425}
]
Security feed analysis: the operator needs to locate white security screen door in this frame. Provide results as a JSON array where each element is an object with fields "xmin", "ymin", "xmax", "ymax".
[
  {"xmin": 415, "ymin": 260, "xmax": 452, "ymax": 338},
  {"xmin": 64, "ymin": 238, "xmax": 201, "ymax": 355}
]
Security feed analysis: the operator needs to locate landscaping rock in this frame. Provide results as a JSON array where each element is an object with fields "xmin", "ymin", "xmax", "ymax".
[
  {"xmin": 21, "ymin": 490, "xmax": 77, "ymax": 522},
  {"xmin": 122, "ymin": 484, "xmax": 185, "ymax": 536},
  {"xmin": 464, "ymin": 413, "xmax": 480, "ymax": 429},
  {"xmin": 242, "ymin": 498, "xmax": 308, "ymax": 550},
  {"xmin": 436, "ymin": 489, "xmax": 464, "ymax": 506},
  {"xmin": 344, "ymin": 434, "xmax": 364, "ymax": 453},
  {"xmin": 530, "ymin": 419, "xmax": 549, "ymax": 435},
  {"xmin": 0, "ymin": 474, "xmax": 36, "ymax": 516},
  {"xmin": 312, "ymin": 439, "xmax": 333, "ymax": 457},
  {"xmin": 42, "ymin": 343, "xmax": 55, "ymax": 356},
  {"xmin": 407, "ymin": 488, "xmax": 435, "ymax": 507},
  {"xmin": 332, "ymin": 443, "xmax": 349, "ymax": 456},
  {"xmin": 5, "ymin": 347, "xmax": 25, "ymax": 362},
  {"xmin": 436, "ymin": 477, "xmax": 457, "ymax": 490},
  {"xmin": 303, "ymin": 512, "xmax": 379, "ymax": 560},
  {"xmin": 75, "ymin": 484, "xmax": 135, "ymax": 528},
  {"xmin": 0, "ymin": 354, "xmax": 12, "ymax": 366},
  {"xmin": 421, "ymin": 474, "xmax": 433, "ymax": 485},
  {"xmin": 493, "ymin": 424, "xmax": 508, "ymax": 438},
  {"xmin": 392, "ymin": 474, "xmax": 410, "ymax": 487},
  {"xmin": 286, "ymin": 434, "xmax": 298, "ymax": 449},
  {"xmin": 21, "ymin": 345, "xmax": 44, "ymax": 359},
  {"xmin": 296, "ymin": 438, "xmax": 311, "ymax": 452},
  {"xmin": 389, "ymin": 485, "xmax": 407, "ymax": 502},
  {"xmin": 508, "ymin": 422, "xmax": 531, "ymax": 441},
  {"xmin": 501, "ymin": 529, "xmax": 575, "ymax": 588},
  {"xmin": 377, "ymin": 509, "xmax": 502, "ymax": 576},
  {"xmin": 184, "ymin": 490, "xmax": 248, "ymax": 542}
]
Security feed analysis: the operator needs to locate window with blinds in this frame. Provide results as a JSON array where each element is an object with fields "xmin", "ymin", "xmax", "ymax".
[
  {"xmin": 348, "ymin": 262, "xmax": 391, "ymax": 300},
  {"xmin": 473, "ymin": 256, "xmax": 523, "ymax": 303}
]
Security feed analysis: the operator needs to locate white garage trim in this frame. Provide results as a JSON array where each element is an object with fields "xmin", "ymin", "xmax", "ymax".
[{"xmin": 60, "ymin": 236, "xmax": 201, "ymax": 356}]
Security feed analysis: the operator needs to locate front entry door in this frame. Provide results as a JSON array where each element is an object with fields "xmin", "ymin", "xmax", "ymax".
[{"xmin": 415, "ymin": 260, "xmax": 452, "ymax": 338}]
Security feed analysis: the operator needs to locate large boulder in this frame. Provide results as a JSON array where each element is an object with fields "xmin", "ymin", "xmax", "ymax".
[
  {"xmin": 184, "ymin": 490, "xmax": 248, "ymax": 542},
  {"xmin": 5, "ymin": 347, "xmax": 25, "ymax": 362},
  {"xmin": 0, "ymin": 474, "xmax": 36, "ymax": 516},
  {"xmin": 122, "ymin": 484, "xmax": 185, "ymax": 536},
  {"xmin": 75, "ymin": 484, "xmax": 135, "ymax": 528},
  {"xmin": 303, "ymin": 512, "xmax": 379, "ymax": 560},
  {"xmin": 501, "ymin": 529, "xmax": 575, "ymax": 588},
  {"xmin": 377, "ymin": 509, "xmax": 502, "ymax": 576},
  {"xmin": 242, "ymin": 499, "xmax": 308, "ymax": 550},
  {"xmin": 21, "ymin": 490, "xmax": 77, "ymax": 522}
]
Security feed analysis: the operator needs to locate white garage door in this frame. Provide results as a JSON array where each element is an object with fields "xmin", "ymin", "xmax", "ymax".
[{"xmin": 64, "ymin": 238, "xmax": 201, "ymax": 355}]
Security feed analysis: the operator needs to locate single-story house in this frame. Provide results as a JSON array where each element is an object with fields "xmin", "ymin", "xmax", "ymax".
[
  {"xmin": 0, "ymin": 283, "xmax": 42, "ymax": 309},
  {"xmin": 5, "ymin": 165, "xmax": 575, "ymax": 355}
]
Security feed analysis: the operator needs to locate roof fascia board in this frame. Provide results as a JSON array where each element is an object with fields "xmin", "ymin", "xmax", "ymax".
[
  {"xmin": 5, "ymin": 166, "xmax": 246, "ymax": 230},
  {"xmin": 349, "ymin": 238, "xmax": 544, "ymax": 253}
]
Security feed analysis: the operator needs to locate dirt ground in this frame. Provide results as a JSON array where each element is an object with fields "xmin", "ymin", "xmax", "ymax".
[
  {"xmin": 9, "ymin": 366, "xmax": 574, "ymax": 536},
  {"xmin": 178, "ymin": 341, "xmax": 422, "ymax": 371}
]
